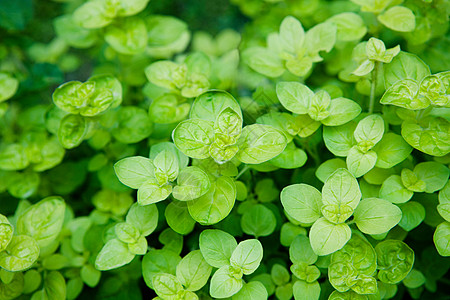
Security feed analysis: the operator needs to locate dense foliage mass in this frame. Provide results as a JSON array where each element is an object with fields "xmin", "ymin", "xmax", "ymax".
[{"xmin": 0, "ymin": 0, "xmax": 450, "ymax": 299}]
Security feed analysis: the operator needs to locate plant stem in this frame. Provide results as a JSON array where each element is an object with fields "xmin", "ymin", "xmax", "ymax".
[
  {"xmin": 369, "ymin": 62, "xmax": 379, "ymax": 114},
  {"xmin": 236, "ymin": 165, "xmax": 250, "ymax": 180}
]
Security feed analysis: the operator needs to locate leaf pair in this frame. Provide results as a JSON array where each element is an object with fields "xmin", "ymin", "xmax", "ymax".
[
  {"xmin": 276, "ymin": 81, "xmax": 362, "ymax": 137},
  {"xmin": 380, "ymin": 161, "xmax": 449, "ymax": 204},
  {"xmin": 199, "ymin": 229, "xmax": 263, "ymax": 298},
  {"xmin": 114, "ymin": 143, "xmax": 210, "ymax": 205},
  {"xmin": 328, "ymin": 234, "xmax": 378, "ymax": 295},
  {"xmin": 145, "ymin": 52, "xmax": 211, "ymax": 98},
  {"xmin": 0, "ymin": 197, "xmax": 66, "ymax": 272},
  {"xmin": 324, "ymin": 114, "xmax": 412, "ymax": 177},
  {"xmin": 52, "ymin": 75, "xmax": 122, "ymax": 117},
  {"xmin": 281, "ymin": 168, "xmax": 402, "ymax": 255},
  {"xmin": 95, "ymin": 203, "xmax": 158, "ymax": 270},
  {"xmin": 243, "ymin": 16, "xmax": 337, "ymax": 77},
  {"xmin": 73, "ymin": 0, "xmax": 150, "ymax": 29},
  {"xmin": 289, "ymin": 235, "xmax": 321, "ymax": 300},
  {"xmin": 173, "ymin": 91, "xmax": 287, "ymax": 165},
  {"xmin": 151, "ymin": 250, "xmax": 212, "ymax": 299},
  {"xmin": 352, "ymin": 38, "xmax": 400, "ymax": 76}
]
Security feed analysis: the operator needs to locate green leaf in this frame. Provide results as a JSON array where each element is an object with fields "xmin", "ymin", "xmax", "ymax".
[
  {"xmin": 80, "ymin": 264, "xmax": 101, "ymax": 288},
  {"xmin": 241, "ymin": 204, "xmax": 276, "ymax": 237},
  {"xmin": 401, "ymin": 117, "xmax": 450, "ymax": 157},
  {"xmin": 275, "ymin": 283, "xmax": 293, "ymax": 300},
  {"xmin": 125, "ymin": 203, "xmax": 159, "ymax": 236},
  {"xmin": 230, "ymin": 239, "xmax": 263, "ymax": 275},
  {"xmin": 372, "ymin": 132, "xmax": 412, "ymax": 168},
  {"xmin": 0, "ymin": 73, "xmax": 19, "ymax": 102},
  {"xmin": 401, "ymin": 168, "xmax": 426, "ymax": 192},
  {"xmin": 150, "ymin": 142, "xmax": 189, "ymax": 170},
  {"xmin": 414, "ymin": 162, "xmax": 449, "ymax": 193},
  {"xmin": 403, "ymin": 269, "xmax": 426, "ymax": 289},
  {"xmin": 292, "ymin": 280, "xmax": 320, "ymax": 300},
  {"xmin": 187, "ymin": 176, "xmax": 236, "ymax": 225},
  {"xmin": 270, "ymin": 142, "xmax": 307, "ymax": 169},
  {"xmin": 104, "ymin": 17, "xmax": 147, "ymax": 55},
  {"xmin": 137, "ymin": 178, "xmax": 172, "ymax": 205},
  {"xmin": 354, "ymin": 198, "xmax": 402, "ymax": 234},
  {"xmin": 380, "ymin": 175, "xmax": 414, "ymax": 204},
  {"xmin": 376, "ymin": 240, "xmax": 414, "ymax": 283},
  {"xmin": 54, "ymin": 15, "xmax": 98, "ymax": 49},
  {"xmin": 346, "ymin": 147, "xmax": 377, "ymax": 178},
  {"xmin": 322, "ymin": 168, "xmax": 361, "ymax": 211},
  {"xmin": 95, "ymin": 238, "xmax": 135, "ymax": 271},
  {"xmin": 353, "ymin": 59, "xmax": 375, "ymax": 77},
  {"xmin": 295, "ymin": 114, "xmax": 322, "ymax": 137},
  {"xmin": 271, "ymin": 264, "xmax": 290, "ymax": 286},
  {"xmin": 210, "ymin": 265, "xmax": 244, "ymax": 299},
  {"xmin": 330, "ymin": 234, "xmax": 377, "ymax": 281},
  {"xmin": 117, "ymin": 0, "xmax": 150, "ymax": 17},
  {"xmin": 172, "ymin": 119, "xmax": 215, "ymax": 159},
  {"xmin": 114, "ymin": 156, "xmax": 155, "ymax": 189},
  {"xmin": 321, "ymin": 98, "xmax": 361, "ymax": 126},
  {"xmin": 0, "ymin": 235, "xmax": 39, "ymax": 272},
  {"xmin": 58, "ymin": 114, "xmax": 88, "ymax": 149},
  {"xmin": 354, "ymin": 114, "xmax": 384, "ymax": 152},
  {"xmin": 72, "ymin": 1, "xmax": 113, "ymax": 29},
  {"xmin": 145, "ymin": 60, "xmax": 182, "ymax": 90},
  {"xmin": 242, "ymin": 47, "xmax": 285, "ymax": 78},
  {"xmin": 41, "ymin": 271, "xmax": 66, "ymax": 300},
  {"xmin": 142, "ymin": 249, "xmax": 181, "ymax": 289},
  {"xmin": 52, "ymin": 80, "xmax": 114, "ymax": 116},
  {"xmin": 0, "ymin": 216, "xmax": 13, "ymax": 252},
  {"xmin": 165, "ymin": 201, "xmax": 196, "ymax": 235},
  {"xmin": 214, "ymin": 107, "xmax": 242, "ymax": 141},
  {"xmin": 111, "ymin": 106, "xmax": 153, "ymax": 144},
  {"xmin": 384, "ymin": 52, "xmax": 430, "ymax": 88},
  {"xmin": 159, "ymin": 228, "xmax": 183, "ymax": 254},
  {"xmin": 16, "ymin": 196, "xmax": 65, "ymax": 248},
  {"xmin": 323, "ymin": 122, "xmax": 357, "ymax": 157},
  {"xmin": 199, "ymin": 229, "xmax": 237, "ymax": 268},
  {"xmin": 378, "ymin": 6, "xmax": 416, "ymax": 32},
  {"xmin": 176, "ymin": 250, "xmax": 212, "ymax": 291},
  {"xmin": 380, "ymin": 79, "xmax": 427, "ymax": 110},
  {"xmin": 315, "ymin": 158, "xmax": 347, "ymax": 183},
  {"xmin": 115, "ymin": 222, "xmax": 140, "ymax": 244},
  {"xmin": 327, "ymin": 12, "xmax": 367, "ymax": 42},
  {"xmin": 190, "ymin": 91, "xmax": 242, "ymax": 122},
  {"xmin": 281, "ymin": 184, "xmax": 323, "ymax": 224},
  {"xmin": 152, "ymin": 273, "xmax": 184, "ymax": 299},
  {"xmin": 232, "ymin": 281, "xmax": 268, "ymax": 300},
  {"xmin": 305, "ymin": 22, "xmax": 337, "ymax": 56},
  {"xmin": 236, "ymin": 124, "xmax": 287, "ymax": 164},
  {"xmin": 309, "ymin": 217, "xmax": 351, "ymax": 256},
  {"xmin": 289, "ymin": 235, "xmax": 318, "ymax": 265},
  {"xmin": 149, "ymin": 93, "xmax": 190, "ymax": 124},
  {"xmin": 280, "ymin": 222, "xmax": 307, "ymax": 247},
  {"xmin": 0, "ymin": 144, "xmax": 29, "ymax": 171},
  {"xmin": 154, "ymin": 149, "xmax": 179, "ymax": 184},
  {"xmin": 279, "ymin": 16, "xmax": 305, "ymax": 54},
  {"xmin": 276, "ymin": 82, "xmax": 314, "ymax": 114},
  {"xmin": 434, "ymin": 222, "xmax": 450, "ymax": 256},
  {"xmin": 172, "ymin": 166, "xmax": 210, "ymax": 201}
]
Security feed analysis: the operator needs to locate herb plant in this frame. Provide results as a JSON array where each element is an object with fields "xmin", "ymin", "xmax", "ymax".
[{"xmin": 0, "ymin": 0, "xmax": 449, "ymax": 299}]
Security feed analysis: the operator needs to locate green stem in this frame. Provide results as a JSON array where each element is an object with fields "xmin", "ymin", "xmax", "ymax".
[
  {"xmin": 236, "ymin": 165, "xmax": 250, "ymax": 180},
  {"xmin": 369, "ymin": 62, "xmax": 380, "ymax": 114}
]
